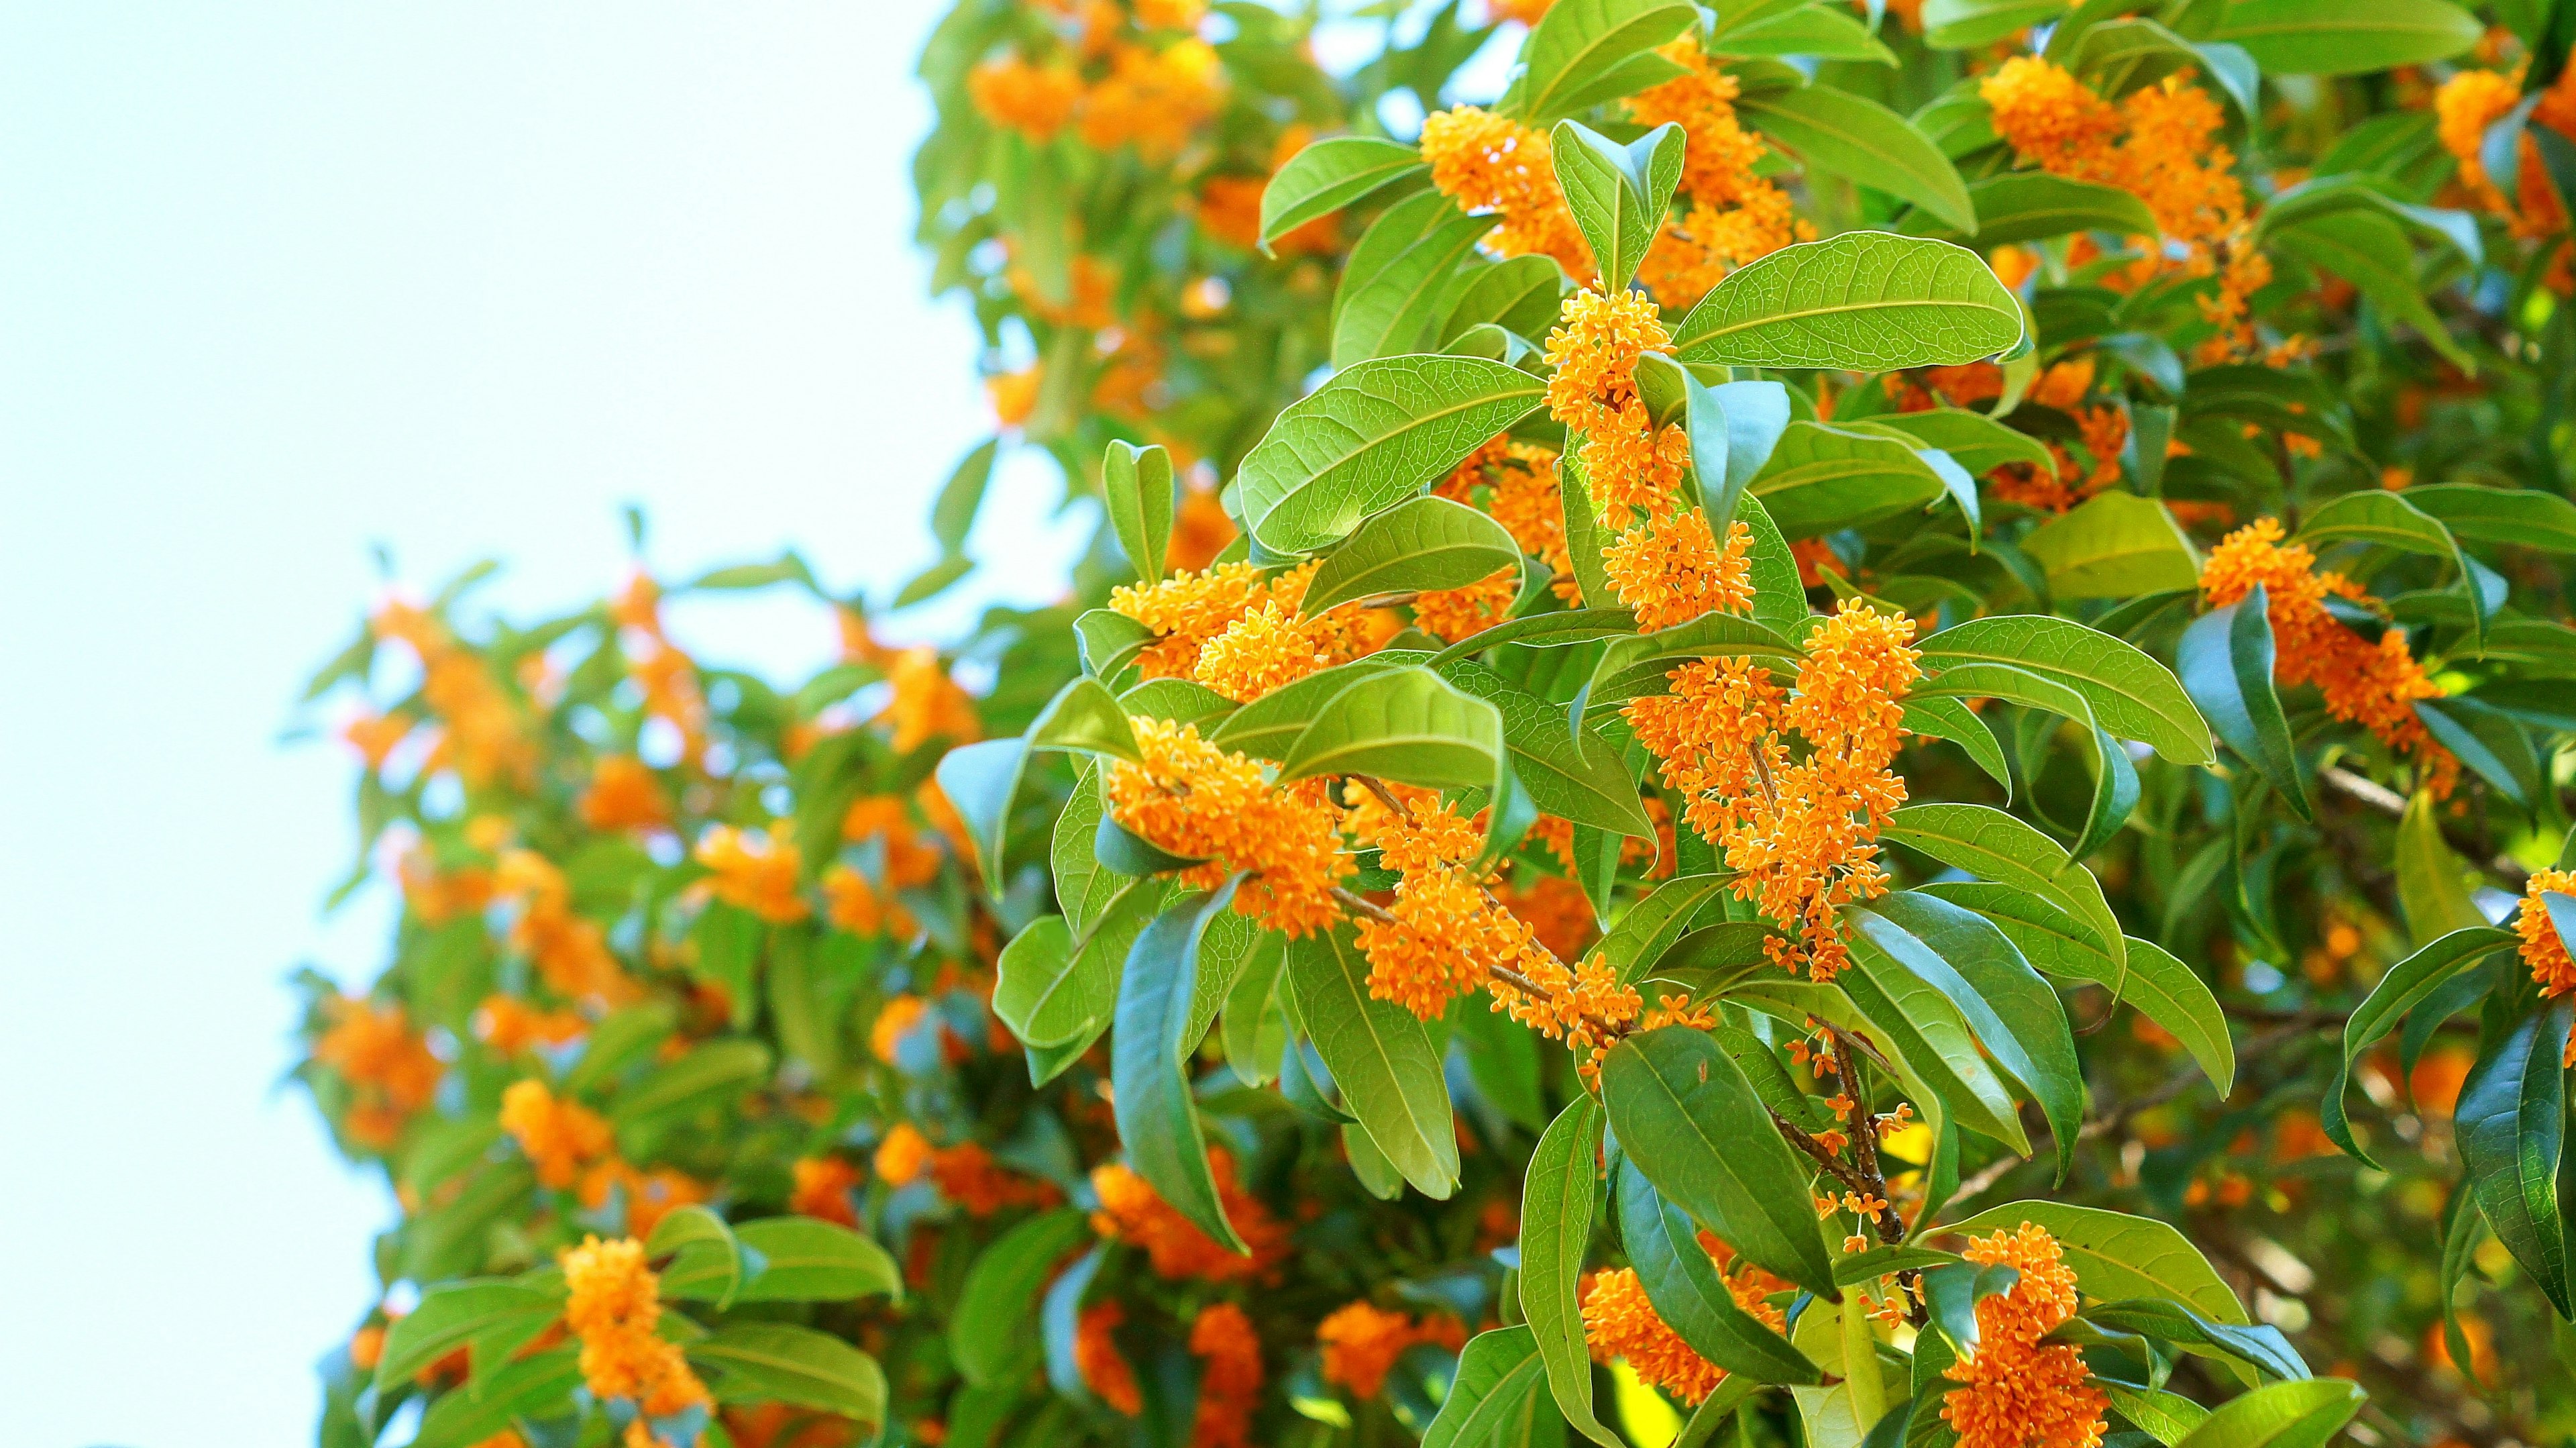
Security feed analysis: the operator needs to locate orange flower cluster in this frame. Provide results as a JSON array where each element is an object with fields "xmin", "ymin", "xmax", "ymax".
[
  {"xmin": 496, "ymin": 848, "xmax": 636, "ymax": 1006},
  {"xmin": 314, "ymin": 996, "xmax": 444, "ymax": 1148},
  {"xmin": 1189, "ymin": 1302, "xmax": 1265, "ymax": 1448},
  {"xmin": 1169, "ymin": 481, "xmax": 1240, "ymax": 571},
  {"xmin": 824, "ymin": 794, "xmax": 945, "ymax": 938},
  {"xmin": 694, "ymin": 825, "xmax": 810, "ymax": 924},
  {"xmin": 580, "ymin": 1160, "xmax": 710, "ymax": 1243},
  {"xmin": 1349, "ymin": 792, "xmax": 1558, "ymax": 1019},
  {"xmin": 881, "ymin": 645, "xmax": 981, "ymax": 753},
  {"xmin": 1424, "ymin": 437, "xmax": 1572, "ymax": 629},
  {"xmin": 1077, "ymin": 1302, "xmax": 1146, "ymax": 1413},
  {"xmin": 372, "ymin": 599, "xmax": 535, "ymax": 788},
  {"xmin": 2516, "ymin": 870, "xmax": 2576, "ymax": 1063},
  {"xmin": 931, "ymin": 1140, "xmax": 1061, "ymax": 1216},
  {"xmin": 560, "ymin": 1236, "xmax": 711, "ymax": 1448},
  {"xmin": 1982, "ymin": 58, "xmax": 2267, "ymax": 360},
  {"xmin": 612, "ymin": 576, "xmax": 711, "ymax": 769},
  {"xmin": 1628, "ymin": 601, "xmax": 1919, "ymax": 980},
  {"xmin": 2198, "ymin": 519, "xmax": 2456, "ymax": 794},
  {"xmin": 1104, "ymin": 717, "xmax": 1352, "ymax": 935},
  {"xmin": 2437, "ymin": 63, "xmax": 2576, "ymax": 253},
  {"xmin": 1089, "ymin": 1149, "xmax": 1291, "ymax": 1280},
  {"xmin": 1110, "ymin": 560, "xmax": 1378, "ymax": 701},
  {"xmin": 476, "ymin": 994, "xmax": 588, "ymax": 1053},
  {"xmin": 790, "ymin": 1155, "xmax": 863, "ymax": 1228},
  {"xmin": 1079, "ymin": 39, "xmax": 1224, "ymax": 159},
  {"xmin": 581, "ymin": 755, "xmax": 670, "ymax": 833},
  {"xmin": 1941, "ymin": 1224, "xmax": 2108, "ymax": 1448},
  {"xmin": 500, "ymin": 1078, "xmax": 614, "ymax": 1189},
  {"xmin": 1990, "ymin": 359, "xmax": 2131, "ymax": 514},
  {"xmin": 1419, "ymin": 105, "xmax": 1593, "ymax": 280},
  {"xmin": 343, "ymin": 711, "xmax": 411, "ymax": 769},
  {"xmin": 873, "ymin": 1123, "xmax": 936, "ymax": 1185},
  {"xmin": 1603, "ymin": 511, "xmax": 1756, "ymax": 631},
  {"xmin": 1626, "ymin": 42, "xmax": 1811, "ymax": 307},
  {"xmin": 1545, "ymin": 287, "xmax": 1688, "ymax": 522},
  {"xmin": 968, "ymin": 57, "xmax": 1083, "ymax": 140},
  {"xmin": 1316, "ymin": 1302, "xmax": 1466, "ymax": 1399},
  {"xmin": 1581, "ymin": 1257, "xmax": 1786, "ymax": 1405}
]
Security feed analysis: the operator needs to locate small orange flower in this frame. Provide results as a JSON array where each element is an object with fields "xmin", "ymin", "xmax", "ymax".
[
  {"xmin": 874, "ymin": 1123, "xmax": 934, "ymax": 1187},
  {"xmin": 694, "ymin": 825, "xmax": 810, "ymax": 924},
  {"xmin": 930, "ymin": 1141, "xmax": 1061, "ymax": 1216},
  {"xmin": 1603, "ymin": 512, "xmax": 1754, "ymax": 631},
  {"xmin": 1420, "ymin": 105, "xmax": 1591, "ymax": 281},
  {"xmin": 2517, "ymin": 870, "xmax": 2576, "ymax": 1063},
  {"xmin": 881, "ymin": 646, "xmax": 979, "ymax": 753},
  {"xmin": 2199, "ymin": 519, "xmax": 2455, "ymax": 794},
  {"xmin": 561, "ymin": 1236, "xmax": 710, "ymax": 1443},
  {"xmin": 1089, "ymin": 1149, "xmax": 1291, "ymax": 1280},
  {"xmin": 1189, "ymin": 1302, "xmax": 1265, "ymax": 1448},
  {"xmin": 1076, "ymin": 1302, "xmax": 1144, "ymax": 1414},
  {"xmin": 500, "ymin": 1078, "xmax": 615, "ymax": 1189},
  {"xmin": 1105, "ymin": 718, "xmax": 1352, "ymax": 937},
  {"xmin": 968, "ymin": 56, "xmax": 1082, "ymax": 140},
  {"xmin": 791, "ymin": 1156, "xmax": 863, "ymax": 1228},
  {"xmin": 1316, "ymin": 1301, "xmax": 1466, "ymax": 1400},
  {"xmin": 1941, "ymin": 1223, "xmax": 2107, "ymax": 1448},
  {"xmin": 315, "ymin": 996, "xmax": 443, "ymax": 1147},
  {"xmin": 580, "ymin": 755, "xmax": 670, "ymax": 832},
  {"xmin": 1582, "ymin": 1257, "xmax": 1784, "ymax": 1404}
]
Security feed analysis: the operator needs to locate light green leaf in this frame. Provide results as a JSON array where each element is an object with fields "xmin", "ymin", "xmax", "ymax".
[
  {"xmin": 1240, "ymin": 356, "xmax": 1548, "ymax": 555},
  {"xmin": 2404, "ymin": 482, "xmax": 2576, "ymax": 553},
  {"xmin": 1104, "ymin": 441, "xmax": 1175, "ymax": 582},
  {"xmin": 1917, "ymin": 614, "xmax": 2212, "ymax": 764},
  {"xmin": 1551, "ymin": 119, "xmax": 1686, "ymax": 291},
  {"xmin": 1287, "ymin": 927, "xmax": 1461, "ymax": 1198},
  {"xmin": 692, "ymin": 1323, "xmax": 888, "ymax": 1431},
  {"xmin": 2397, "ymin": 789, "xmax": 2485, "ymax": 947},
  {"xmin": 2318, "ymin": 925, "xmax": 2516, "ymax": 1163},
  {"xmin": 1424, "ymin": 1327, "xmax": 1565, "ymax": 1448},
  {"xmin": 2021, "ymin": 493, "xmax": 2202, "ymax": 599},
  {"xmin": 1503, "ymin": 0, "xmax": 1703, "ymax": 124},
  {"xmin": 2178, "ymin": 583, "xmax": 2310, "ymax": 819},
  {"xmin": 1745, "ymin": 421, "xmax": 1953, "ymax": 539},
  {"xmin": 1673, "ymin": 232, "xmax": 2021, "ymax": 370},
  {"xmin": 1935, "ymin": 1201, "xmax": 2248, "ymax": 1323},
  {"xmin": 731, "ymin": 1216, "xmax": 903, "ymax": 1304},
  {"xmin": 1738, "ymin": 89, "xmax": 1975, "ymax": 233},
  {"xmin": 2210, "ymin": 0, "xmax": 2481, "ymax": 74},
  {"xmin": 2169, "ymin": 1378, "xmax": 2365, "ymax": 1448},
  {"xmin": 1262, "ymin": 136, "xmax": 1429, "ymax": 246},
  {"xmin": 1953, "ymin": 172, "xmax": 2160, "ymax": 244},
  {"xmin": 1277, "ymin": 665, "xmax": 1505, "ymax": 790},
  {"xmin": 611, "ymin": 1039, "xmax": 771, "ymax": 1129},
  {"xmin": 1335, "ymin": 195, "xmax": 1495, "ymax": 368},
  {"xmin": 375, "ymin": 1281, "xmax": 559, "ymax": 1393},
  {"xmin": 1885, "ymin": 803, "xmax": 2127, "ymax": 975},
  {"xmin": 1522, "ymin": 1093, "xmax": 1619, "ymax": 1446},
  {"xmin": 1866, "ymin": 407, "xmax": 2055, "ymax": 477},
  {"xmin": 1303, "ymin": 495, "xmax": 1524, "ymax": 617}
]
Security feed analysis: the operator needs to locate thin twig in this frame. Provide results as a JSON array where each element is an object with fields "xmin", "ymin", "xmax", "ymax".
[{"xmin": 2319, "ymin": 764, "xmax": 2530, "ymax": 886}]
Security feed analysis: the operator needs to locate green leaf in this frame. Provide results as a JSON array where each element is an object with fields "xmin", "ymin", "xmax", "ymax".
[
  {"xmin": 1918, "ymin": 1261, "xmax": 2023, "ymax": 1353},
  {"xmin": 2021, "ymin": 493, "xmax": 2202, "ymax": 599},
  {"xmin": 1430, "ymin": 653, "xmax": 1657, "ymax": 836},
  {"xmin": 1852, "ymin": 892, "xmax": 2084, "ymax": 1180},
  {"xmin": 611, "ymin": 1039, "xmax": 772, "ymax": 1129},
  {"xmin": 1239, "ymin": 356, "xmax": 1549, "ymax": 555},
  {"xmin": 1559, "ymin": 439, "xmax": 1615, "ymax": 609},
  {"xmin": 2086, "ymin": 1299, "xmax": 2310, "ymax": 1381},
  {"xmin": 653, "ymin": 1204, "xmax": 753, "ymax": 1309},
  {"xmin": 1523, "ymin": 1092, "xmax": 1619, "ymax": 1446},
  {"xmin": 1551, "ymin": 119, "xmax": 1686, "ymax": 291},
  {"xmin": 1886, "ymin": 803, "xmax": 2127, "ymax": 976},
  {"xmin": 1223, "ymin": 934, "xmax": 1290, "ymax": 1087},
  {"xmin": 1503, "ymin": 0, "xmax": 1703, "ymax": 124},
  {"xmin": 1935, "ymin": 1202, "xmax": 2248, "ymax": 1323},
  {"xmin": 953, "ymin": 1212, "xmax": 1095, "ymax": 1386},
  {"xmin": 1922, "ymin": 0, "xmax": 2065, "ymax": 46},
  {"xmin": 1444, "ymin": 254, "xmax": 1572, "ymax": 344},
  {"xmin": 1119, "ymin": 676, "xmax": 1236, "ymax": 729},
  {"xmin": 1303, "ymin": 495, "xmax": 1525, "ymax": 617},
  {"xmin": 2457, "ymin": 1000, "xmax": 2575, "ymax": 1314},
  {"xmin": 1917, "ymin": 615, "xmax": 2212, "ymax": 765},
  {"xmin": 2296, "ymin": 489, "xmax": 2457, "ymax": 557},
  {"xmin": 1737, "ymin": 91, "xmax": 1975, "ymax": 234},
  {"xmin": 1430, "ymin": 607, "xmax": 1641, "ymax": 663},
  {"xmin": 936, "ymin": 737, "xmax": 1033, "ymax": 897},
  {"xmin": 1599, "ymin": 1025, "xmax": 1837, "ymax": 1294},
  {"xmin": 1744, "ymin": 421, "xmax": 1953, "ymax": 539},
  {"xmin": 1839, "ymin": 929, "xmax": 2029, "ymax": 1150},
  {"xmin": 1599, "ymin": 874, "xmax": 1736, "ymax": 982},
  {"xmin": 1104, "ymin": 441, "xmax": 1175, "ymax": 583},
  {"xmin": 1262, "ymin": 136, "xmax": 1429, "ymax": 246},
  {"xmin": 731, "ymin": 1216, "xmax": 903, "ymax": 1303},
  {"xmin": 1951, "ymin": 172, "xmax": 2161, "ymax": 244},
  {"xmin": 1722, "ymin": 4, "xmax": 1900, "ymax": 60},
  {"xmin": 1424, "ymin": 1327, "xmax": 1565, "ymax": 1448},
  {"xmin": 409, "ymin": 1349, "xmax": 581, "ymax": 1448},
  {"xmin": 1901, "ymin": 695, "xmax": 2011, "ymax": 798},
  {"xmin": 2404, "ymin": 482, "xmax": 2576, "ymax": 552},
  {"xmin": 2209, "ymin": 0, "xmax": 2481, "ymax": 73},
  {"xmin": 1287, "ymin": 927, "xmax": 1462, "ymax": 1198},
  {"xmin": 2179, "ymin": 584, "xmax": 2311, "ymax": 820},
  {"xmin": 2269, "ymin": 211, "xmax": 2475, "ymax": 370},
  {"xmin": 1336, "ymin": 195, "xmax": 1496, "ymax": 368},
  {"xmin": 1112, "ymin": 887, "xmax": 1253, "ymax": 1254},
  {"xmin": 2397, "ymin": 789, "xmax": 2485, "ymax": 947},
  {"xmin": 1210, "ymin": 655, "xmax": 1413, "ymax": 760},
  {"xmin": 1028, "ymin": 676, "xmax": 1142, "ymax": 762},
  {"xmin": 1672, "ymin": 232, "xmax": 2022, "ymax": 370},
  {"xmin": 1614, "ymin": 1158, "xmax": 1823, "ymax": 1383},
  {"xmin": 2167, "ymin": 1378, "xmax": 2365, "ymax": 1448},
  {"xmin": 2321, "ymin": 923, "xmax": 2518, "ymax": 1157},
  {"xmin": 929, "ymin": 438, "xmax": 997, "ymax": 556},
  {"xmin": 1278, "ymin": 665, "xmax": 1505, "ymax": 789},
  {"xmin": 692, "ymin": 1323, "xmax": 888, "ymax": 1431},
  {"xmin": 1866, "ymin": 407, "xmax": 2055, "ymax": 478},
  {"xmin": 374, "ymin": 1280, "xmax": 559, "ymax": 1393},
  {"xmin": 1578, "ymin": 610, "xmax": 1803, "ymax": 733},
  {"xmin": 1074, "ymin": 607, "xmax": 1156, "ymax": 681},
  {"xmin": 2103, "ymin": 1382, "xmax": 2213, "ymax": 1444}
]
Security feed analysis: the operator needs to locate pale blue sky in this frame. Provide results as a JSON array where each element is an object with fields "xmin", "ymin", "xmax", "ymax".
[
  {"xmin": 0, "ymin": 5, "xmax": 1500, "ymax": 1442},
  {"xmin": 0, "ymin": 5, "xmax": 1084, "ymax": 1443}
]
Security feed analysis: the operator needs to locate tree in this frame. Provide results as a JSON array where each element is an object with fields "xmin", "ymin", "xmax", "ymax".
[{"xmin": 297, "ymin": 1, "xmax": 2576, "ymax": 1446}]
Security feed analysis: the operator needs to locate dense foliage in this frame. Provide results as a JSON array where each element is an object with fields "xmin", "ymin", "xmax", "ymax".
[{"xmin": 294, "ymin": 2, "xmax": 2576, "ymax": 1447}]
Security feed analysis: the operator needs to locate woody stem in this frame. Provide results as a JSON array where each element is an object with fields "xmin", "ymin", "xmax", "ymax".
[{"xmin": 1828, "ymin": 1025, "xmax": 1929, "ymax": 1327}]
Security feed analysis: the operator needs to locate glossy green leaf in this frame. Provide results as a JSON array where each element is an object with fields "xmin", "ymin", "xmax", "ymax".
[
  {"xmin": 1886, "ymin": 803, "xmax": 2126, "ymax": 974},
  {"xmin": 1522, "ymin": 1092, "xmax": 1619, "ymax": 1446},
  {"xmin": 1615, "ymin": 1158, "xmax": 1823, "ymax": 1382},
  {"xmin": 1303, "ymin": 495, "xmax": 1524, "ymax": 617},
  {"xmin": 611, "ymin": 1039, "xmax": 771, "ymax": 1129},
  {"xmin": 1744, "ymin": 421, "xmax": 1953, "ymax": 539},
  {"xmin": 2404, "ymin": 482, "xmax": 2576, "ymax": 552},
  {"xmin": 2210, "ymin": 0, "xmax": 2481, "ymax": 74},
  {"xmin": 1503, "ymin": 0, "xmax": 1703, "ymax": 124},
  {"xmin": 1277, "ymin": 664, "xmax": 1504, "ymax": 789},
  {"xmin": 1240, "ymin": 356, "xmax": 1548, "ymax": 555},
  {"xmin": 1739, "ymin": 89, "xmax": 1975, "ymax": 233},
  {"xmin": 1261, "ymin": 136, "xmax": 1429, "ymax": 246},
  {"xmin": 936, "ymin": 736, "xmax": 1034, "ymax": 896},
  {"xmin": 1112, "ymin": 887, "xmax": 1251, "ymax": 1254},
  {"xmin": 1839, "ymin": 930, "xmax": 2029, "ymax": 1149},
  {"xmin": 1424, "ymin": 1327, "xmax": 1564, "ymax": 1448},
  {"xmin": 375, "ymin": 1280, "xmax": 559, "ymax": 1393},
  {"xmin": 2167, "ymin": 1378, "xmax": 2364, "ymax": 1448},
  {"xmin": 1335, "ymin": 195, "xmax": 1495, "ymax": 368},
  {"xmin": 1210, "ymin": 654, "xmax": 1411, "ymax": 760},
  {"xmin": 2396, "ymin": 788, "xmax": 2485, "ymax": 946},
  {"xmin": 1103, "ymin": 440, "xmax": 1174, "ymax": 583},
  {"xmin": 1287, "ymin": 927, "xmax": 1461, "ymax": 1198},
  {"xmin": 731, "ymin": 1216, "xmax": 903, "ymax": 1303},
  {"xmin": 692, "ymin": 1323, "xmax": 889, "ymax": 1430},
  {"xmin": 1955, "ymin": 171, "xmax": 2160, "ymax": 243},
  {"xmin": 2021, "ymin": 493, "xmax": 2202, "ymax": 599},
  {"xmin": 1673, "ymin": 232, "xmax": 2023, "ymax": 371},
  {"xmin": 1599, "ymin": 1025, "xmax": 1837, "ymax": 1293},
  {"xmin": 409, "ymin": 1349, "xmax": 580, "ymax": 1448},
  {"xmin": 1917, "ymin": 615, "xmax": 2212, "ymax": 764},
  {"xmin": 1550, "ymin": 119, "xmax": 1686, "ymax": 291},
  {"xmin": 1936, "ymin": 1201, "xmax": 2248, "ymax": 1323},
  {"xmin": 2457, "ymin": 1000, "xmax": 2574, "ymax": 1314},
  {"xmin": 2179, "ymin": 584, "xmax": 2310, "ymax": 820},
  {"xmin": 1901, "ymin": 695, "xmax": 2011, "ymax": 798},
  {"xmin": 1432, "ymin": 653, "xmax": 1657, "ymax": 835}
]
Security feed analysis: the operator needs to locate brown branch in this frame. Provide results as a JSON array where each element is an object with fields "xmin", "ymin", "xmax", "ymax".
[{"xmin": 2319, "ymin": 764, "xmax": 2530, "ymax": 886}]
